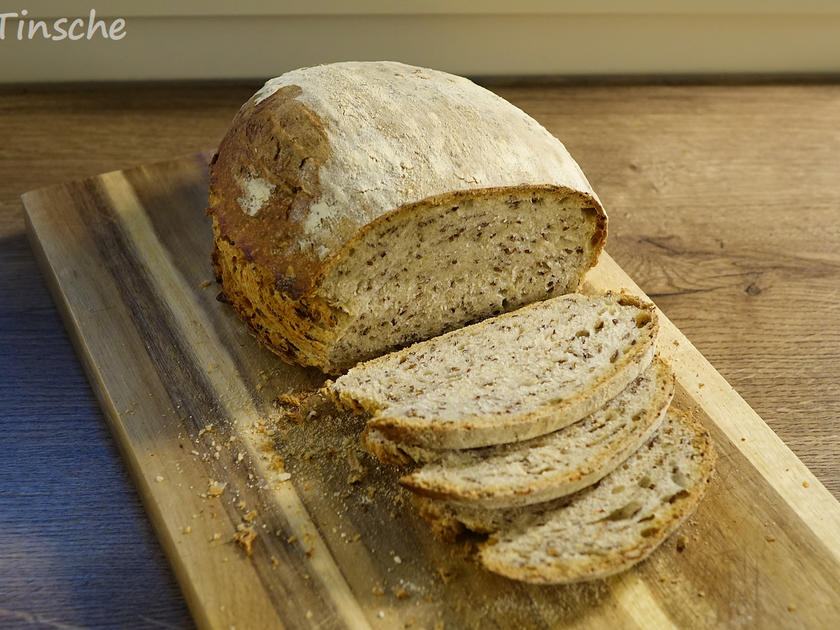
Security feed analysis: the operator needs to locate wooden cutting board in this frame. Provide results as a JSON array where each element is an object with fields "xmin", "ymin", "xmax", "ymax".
[{"xmin": 23, "ymin": 153, "xmax": 840, "ymax": 630}]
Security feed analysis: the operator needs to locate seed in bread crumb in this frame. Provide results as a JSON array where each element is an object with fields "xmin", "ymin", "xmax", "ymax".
[
  {"xmin": 803, "ymin": 481, "xmax": 810, "ymax": 488},
  {"xmin": 233, "ymin": 526, "xmax": 257, "ymax": 556}
]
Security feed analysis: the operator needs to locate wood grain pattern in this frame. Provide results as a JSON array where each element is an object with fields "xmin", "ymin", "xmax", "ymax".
[{"xmin": 22, "ymin": 153, "xmax": 840, "ymax": 629}]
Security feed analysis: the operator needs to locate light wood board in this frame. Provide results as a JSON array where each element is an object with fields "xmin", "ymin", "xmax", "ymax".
[{"xmin": 23, "ymin": 153, "xmax": 840, "ymax": 629}]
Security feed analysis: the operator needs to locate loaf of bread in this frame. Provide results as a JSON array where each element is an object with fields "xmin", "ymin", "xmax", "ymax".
[
  {"xmin": 397, "ymin": 358, "xmax": 674, "ymax": 509},
  {"xmin": 209, "ymin": 61, "xmax": 607, "ymax": 374},
  {"xmin": 328, "ymin": 292, "xmax": 658, "ymax": 449},
  {"xmin": 416, "ymin": 407, "xmax": 716, "ymax": 584}
]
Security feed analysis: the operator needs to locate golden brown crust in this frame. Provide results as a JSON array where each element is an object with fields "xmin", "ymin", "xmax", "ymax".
[{"xmin": 209, "ymin": 85, "xmax": 331, "ymax": 298}]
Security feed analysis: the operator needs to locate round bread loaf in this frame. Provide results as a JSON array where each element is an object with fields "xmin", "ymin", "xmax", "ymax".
[{"xmin": 209, "ymin": 61, "xmax": 607, "ymax": 374}]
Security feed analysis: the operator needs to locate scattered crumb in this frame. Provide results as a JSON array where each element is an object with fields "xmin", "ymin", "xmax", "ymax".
[
  {"xmin": 394, "ymin": 587, "xmax": 410, "ymax": 600},
  {"xmin": 277, "ymin": 472, "xmax": 292, "ymax": 482},
  {"xmin": 306, "ymin": 610, "xmax": 313, "ymax": 619},
  {"xmin": 271, "ymin": 556, "xmax": 279, "ymax": 568},
  {"xmin": 183, "ymin": 526, "xmax": 192, "ymax": 535},
  {"xmin": 287, "ymin": 535, "xmax": 297, "ymax": 544},
  {"xmin": 200, "ymin": 280, "xmax": 212, "ymax": 288},
  {"xmin": 377, "ymin": 611, "xmax": 385, "ymax": 619},
  {"xmin": 155, "ymin": 475, "xmax": 165, "ymax": 483},
  {"xmin": 243, "ymin": 510, "xmax": 258, "ymax": 523},
  {"xmin": 393, "ymin": 555, "xmax": 402, "ymax": 564},
  {"xmin": 434, "ymin": 622, "xmax": 445, "ymax": 630},
  {"xmin": 211, "ymin": 533, "xmax": 222, "ymax": 542},
  {"xmin": 766, "ymin": 536, "xmax": 776, "ymax": 543},
  {"xmin": 208, "ymin": 480, "xmax": 227, "ymax": 497},
  {"xmin": 803, "ymin": 481, "xmax": 810, "ymax": 488},
  {"xmin": 352, "ymin": 533, "xmax": 361, "ymax": 542},
  {"xmin": 698, "ymin": 383, "xmax": 705, "ymax": 388},
  {"xmin": 372, "ymin": 585, "xmax": 385, "ymax": 596},
  {"xmin": 438, "ymin": 567, "xmax": 455, "ymax": 584},
  {"xmin": 788, "ymin": 604, "xmax": 797, "ymax": 612},
  {"xmin": 237, "ymin": 500, "xmax": 247, "ymax": 510},
  {"xmin": 741, "ymin": 437, "xmax": 746, "ymax": 442},
  {"xmin": 346, "ymin": 450, "xmax": 365, "ymax": 484},
  {"xmin": 697, "ymin": 591, "xmax": 705, "ymax": 598},
  {"xmin": 233, "ymin": 526, "xmax": 257, "ymax": 556},
  {"xmin": 675, "ymin": 535, "xmax": 688, "ymax": 552}
]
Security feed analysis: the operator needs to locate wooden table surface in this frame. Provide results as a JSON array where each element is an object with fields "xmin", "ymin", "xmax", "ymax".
[{"xmin": 2, "ymin": 80, "xmax": 839, "ymax": 629}]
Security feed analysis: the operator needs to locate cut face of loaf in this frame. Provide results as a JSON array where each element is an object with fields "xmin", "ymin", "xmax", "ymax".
[
  {"xmin": 329, "ymin": 292, "xmax": 658, "ymax": 449},
  {"xmin": 397, "ymin": 357, "xmax": 674, "ymax": 509},
  {"xmin": 209, "ymin": 61, "xmax": 607, "ymax": 374},
  {"xmin": 419, "ymin": 407, "xmax": 716, "ymax": 584}
]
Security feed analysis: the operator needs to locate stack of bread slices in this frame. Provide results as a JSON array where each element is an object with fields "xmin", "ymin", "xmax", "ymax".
[{"xmin": 326, "ymin": 292, "xmax": 716, "ymax": 584}]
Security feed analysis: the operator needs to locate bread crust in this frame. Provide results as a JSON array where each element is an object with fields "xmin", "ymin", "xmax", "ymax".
[{"xmin": 209, "ymin": 61, "xmax": 608, "ymax": 374}]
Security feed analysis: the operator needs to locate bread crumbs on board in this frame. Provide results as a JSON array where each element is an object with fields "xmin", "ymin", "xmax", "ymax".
[{"xmin": 234, "ymin": 526, "xmax": 257, "ymax": 556}]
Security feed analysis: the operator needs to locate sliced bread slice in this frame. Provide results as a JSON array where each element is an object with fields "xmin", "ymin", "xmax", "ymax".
[
  {"xmin": 418, "ymin": 407, "xmax": 715, "ymax": 584},
  {"xmin": 328, "ymin": 292, "xmax": 658, "ymax": 449},
  {"xmin": 398, "ymin": 357, "xmax": 674, "ymax": 508}
]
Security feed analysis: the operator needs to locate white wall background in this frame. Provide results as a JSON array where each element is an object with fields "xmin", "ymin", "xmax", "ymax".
[{"xmin": 2, "ymin": 1, "xmax": 839, "ymax": 82}]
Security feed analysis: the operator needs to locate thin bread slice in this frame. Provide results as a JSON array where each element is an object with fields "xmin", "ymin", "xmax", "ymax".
[
  {"xmin": 328, "ymin": 292, "xmax": 658, "ymax": 449},
  {"xmin": 418, "ymin": 407, "xmax": 715, "ymax": 583},
  {"xmin": 398, "ymin": 357, "xmax": 674, "ymax": 508}
]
